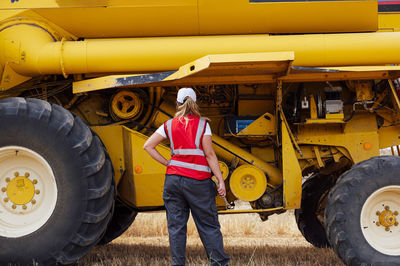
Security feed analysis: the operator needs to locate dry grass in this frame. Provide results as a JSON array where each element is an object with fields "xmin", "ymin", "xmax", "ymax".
[{"xmin": 79, "ymin": 203, "xmax": 343, "ymax": 265}]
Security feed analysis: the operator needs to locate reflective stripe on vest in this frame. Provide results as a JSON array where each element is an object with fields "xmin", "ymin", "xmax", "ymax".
[
  {"xmin": 168, "ymin": 160, "xmax": 211, "ymax": 173},
  {"xmin": 166, "ymin": 118, "xmax": 206, "ymax": 156},
  {"xmin": 166, "ymin": 119, "xmax": 174, "ymax": 155}
]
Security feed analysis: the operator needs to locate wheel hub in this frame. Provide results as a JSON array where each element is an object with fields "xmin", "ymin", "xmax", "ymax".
[
  {"xmin": 376, "ymin": 206, "xmax": 398, "ymax": 231},
  {"xmin": 240, "ymin": 175, "xmax": 256, "ymax": 190},
  {"xmin": 2, "ymin": 171, "xmax": 40, "ymax": 212}
]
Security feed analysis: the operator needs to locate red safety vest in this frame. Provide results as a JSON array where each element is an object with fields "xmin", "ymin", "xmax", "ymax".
[{"xmin": 164, "ymin": 114, "xmax": 212, "ymax": 180}]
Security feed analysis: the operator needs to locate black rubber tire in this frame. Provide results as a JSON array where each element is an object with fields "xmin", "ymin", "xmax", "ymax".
[
  {"xmin": 98, "ymin": 197, "xmax": 138, "ymax": 245},
  {"xmin": 0, "ymin": 97, "xmax": 115, "ymax": 265},
  {"xmin": 325, "ymin": 156, "xmax": 400, "ymax": 266},
  {"xmin": 295, "ymin": 173, "xmax": 333, "ymax": 248}
]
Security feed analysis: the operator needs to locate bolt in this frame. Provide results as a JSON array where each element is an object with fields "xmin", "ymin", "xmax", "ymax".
[
  {"xmin": 35, "ymin": 189, "xmax": 40, "ymax": 195},
  {"xmin": 24, "ymin": 172, "xmax": 30, "ymax": 178},
  {"xmin": 22, "ymin": 205, "xmax": 27, "ymax": 210},
  {"xmin": 376, "ymin": 222, "xmax": 381, "ymax": 226},
  {"xmin": 394, "ymin": 211, "xmax": 399, "ymax": 216},
  {"xmin": 31, "ymin": 199, "xmax": 36, "ymax": 205},
  {"xmin": 5, "ymin": 177, "xmax": 10, "ymax": 183},
  {"xmin": 33, "ymin": 179, "xmax": 38, "ymax": 185},
  {"xmin": 11, "ymin": 204, "xmax": 16, "ymax": 209},
  {"xmin": 1, "ymin": 187, "xmax": 5, "ymax": 192},
  {"xmin": 395, "ymin": 222, "xmax": 399, "ymax": 226},
  {"xmin": 14, "ymin": 172, "xmax": 19, "ymax": 177},
  {"xmin": 385, "ymin": 206, "xmax": 390, "ymax": 211},
  {"xmin": 4, "ymin": 198, "xmax": 8, "ymax": 203},
  {"xmin": 385, "ymin": 227, "xmax": 390, "ymax": 231},
  {"xmin": 376, "ymin": 211, "xmax": 381, "ymax": 216}
]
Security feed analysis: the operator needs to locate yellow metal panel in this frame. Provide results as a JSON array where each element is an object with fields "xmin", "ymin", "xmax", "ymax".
[
  {"xmin": 237, "ymin": 112, "xmax": 275, "ymax": 136},
  {"xmin": 92, "ymin": 125, "xmax": 126, "ymax": 185},
  {"xmin": 0, "ymin": 63, "xmax": 31, "ymax": 91},
  {"xmin": 122, "ymin": 127, "xmax": 171, "ymax": 207},
  {"xmin": 282, "ymin": 121, "xmax": 302, "ymax": 209},
  {"xmin": 73, "ymin": 52, "xmax": 294, "ymax": 93},
  {"xmin": 378, "ymin": 126, "xmax": 400, "ymax": 149},
  {"xmin": 1, "ymin": 0, "xmax": 376, "ymax": 37},
  {"xmin": 250, "ymin": 147, "xmax": 275, "ymax": 163},
  {"xmin": 379, "ymin": 13, "xmax": 400, "ymax": 32},
  {"xmin": 199, "ymin": 0, "xmax": 377, "ymax": 34},
  {"xmin": 297, "ymin": 114, "xmax": 380, "ymax": 163},
  {"xmin": 314, "ymin": 66, "xmax": 400, "ymax": 72}
]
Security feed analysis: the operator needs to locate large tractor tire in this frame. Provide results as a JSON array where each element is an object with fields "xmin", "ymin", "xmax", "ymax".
[
  {"xmin": 295, "ymin": 173, "xmax": 333, "ymax": 248},
  {"xmin": 98, "ymin": 197, "xmax": 138, "ymax": 245},
  {"xmin": 0, "ymin": 97, "xmax": 115, "ymax": 265},
  {"xmin": 325, "ymin": 156, "xmax": 400, "ymax": 266}
]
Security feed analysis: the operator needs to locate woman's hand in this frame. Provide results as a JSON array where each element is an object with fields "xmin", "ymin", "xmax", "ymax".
[{"xmin": 217, "ymin": 181, "xmax": 226, "ymax": 198}]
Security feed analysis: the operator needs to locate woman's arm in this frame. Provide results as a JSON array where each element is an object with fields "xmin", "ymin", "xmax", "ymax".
[
  {"xmin": 202, "ymin": 135, "xmax": 226, "ymax": 198},
  {"xmin": 143, "ymin": 133, "xmax": 169, "ymax": 166}
]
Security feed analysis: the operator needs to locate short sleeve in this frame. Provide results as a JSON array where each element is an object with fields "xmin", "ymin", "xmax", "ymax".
[
  {"xmin": 204, "ymin": 122, "xmax": 212, "ymax": 136},
  {"xmin": 155, "ymin": 124, "xmax": 167, "ymax": 138}
]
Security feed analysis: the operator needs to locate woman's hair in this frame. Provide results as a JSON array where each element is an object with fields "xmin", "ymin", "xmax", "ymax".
[{"xmin": 175, "ymin": 96, "xmax": 203, "ymax": 128}]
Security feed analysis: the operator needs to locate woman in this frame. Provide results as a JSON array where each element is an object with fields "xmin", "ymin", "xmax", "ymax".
[{"xmin": 143, "ymin": 88, "xmax": 230, "ymax": 266}]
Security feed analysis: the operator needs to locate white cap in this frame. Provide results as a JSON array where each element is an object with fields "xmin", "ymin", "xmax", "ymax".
[{"xmin": 177, "ymin": 87, "xmax": 196, "ymax": 103}]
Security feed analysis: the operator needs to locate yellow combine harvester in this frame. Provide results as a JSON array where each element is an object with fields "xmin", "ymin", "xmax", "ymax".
[{"xmin": 1, "ymin": 1, "xmax": 400, "ymax": 265}]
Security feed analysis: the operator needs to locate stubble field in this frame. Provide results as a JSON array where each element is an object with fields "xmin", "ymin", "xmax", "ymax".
[{"xmin": 78, "ymin": 204, "xmax": 343, "ymax": 266}]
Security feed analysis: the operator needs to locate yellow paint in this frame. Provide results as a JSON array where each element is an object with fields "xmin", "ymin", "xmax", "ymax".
[
  {"xmin": 313, "ymin": 146, "xmax": 325, "ymax": 168},
  {"xmin": 110, "ymin": 90, "xmax": 143, "ymax": 120},
  {"xmin": 121, "ymin": 127, "xmax": 170, "ymax": 207},
  {"xmin": 0, "ymin": 63, "xmax": 31, "ymax": 91},
  {"xmin": 237, "ymin": 112, "xmax": 275, "ymax": 136},
  {"xmin": 325, "ymin": 113, "xmax": 344, "ymax": 120},
  {"xmin": 309, "ymin": 95, "xmax": 318, "ymax": 120},
  {"xmin": 378, "ymin": 209, "xmax": 397, "ymax": 228},
  {"xmin": 250, "ymin": 147, "xmax": 275, "ymax": 164},
  {"xmin": 229, "ymin": 165, "xmax": 267, "ymax": 202},
  {"xmin": 282, "ymin": 121, "xmax": 302, "ymax": 209},
  {"xmin": 212, "ymin": 161, "xmax": 229, "ymax": 183},
  {"xmin": 305, "ymin": 118, "xmax": 345, "ymax": 124},
  {"xmin": 298, "ymin": 113, "xmax": 380, "ymax": 163},
  {"xmin": 0, "ymin": 0, "xmax": 377, "ymax": 37},
  {"xmin": 355, "ymin": 81, "xmax": 374, "ymax": 101},
  {"xmin": 92, "ymin": 125, "xmax": 125, "ymax": 184},
  {"xmin": 7, "ymin": 176, "xmax": 35, "ymax": 205},
  {"xmin": 5, "ymin": 15, "xmax": 400, "ymax": 78},
  {"xmin": 378, "ymin": 126, "xmax": 400, "ymax": 149},
  {"xmin": 73, "ymin": 52, "xmax": 294, "ymax": 93}
]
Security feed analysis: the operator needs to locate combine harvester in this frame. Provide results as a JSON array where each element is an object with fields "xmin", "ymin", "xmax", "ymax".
[{"xmin": 1, "ymin": 1, "xmax": 400, "ymax": 265}]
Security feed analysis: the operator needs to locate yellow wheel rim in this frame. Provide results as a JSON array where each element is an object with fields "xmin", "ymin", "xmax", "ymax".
[
  {"xmin": 229, "ymin": 165, "xmax": 266, "ymax": 202},
  {"xmin": 7, "ymin": 176, "xmax": 35, "ymax": 205},
  {"xmin": 212, "ymin": 161, "xmax": 229, "ymax": 184},
  {"xmin": 111, "ymin": 90, "xmax": 143, "ymax": 120}
]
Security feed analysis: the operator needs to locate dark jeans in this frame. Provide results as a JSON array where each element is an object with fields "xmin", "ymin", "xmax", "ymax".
[{"xmin": 163, "ymin": 174, "xmax": 230, "ymax": 266}]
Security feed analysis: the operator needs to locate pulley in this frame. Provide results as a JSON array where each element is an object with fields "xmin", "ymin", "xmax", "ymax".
[
  {"xmin": 212, "ymin": 161, "xmax": 229, "ymax": 184},
  {"xmin": 110, "ymin": 90, "xmax": 143, "ymax": 120},
  {"xmin": 229, "ymin": 165, "xmax": 267, "ymax": 202}
]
